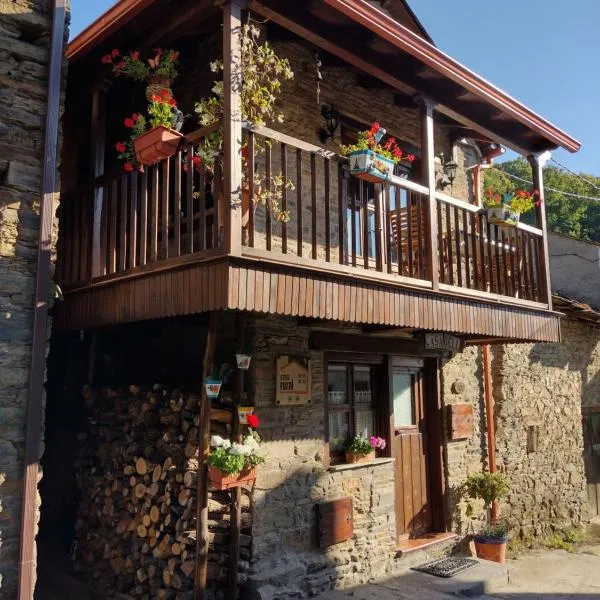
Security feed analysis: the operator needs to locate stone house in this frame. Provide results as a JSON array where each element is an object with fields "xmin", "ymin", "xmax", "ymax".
[{"xmin": 2, "ymin": 1, "xmax": 595, "ymax": 599}]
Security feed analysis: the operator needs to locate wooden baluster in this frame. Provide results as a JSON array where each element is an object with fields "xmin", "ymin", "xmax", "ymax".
[
  {"xmin": 186, "ymin": 148, "xmax": 195, "ymax": 252},
  {"xmin": 128, "ymin": 172, "xmax": 138, "ymax": 270},
  {"xmin": 100, "ymin": 183, "xmax": 108, "ymax": 275},
  {"xmin": 281, "ymin": 143, "xmax": 288, "ymax": 254},
  {"xmin": 80, "ymin": 190, "xmax": 90, "ymax": 283},
  {"xmin": 462, "ymin": 208, "xmax": 471, "ymax": 288},
  {"xmin": 478, "ymin": 212, "xmax": 487, "ymax": 292},
  {"xmin": 173, "ymin": 150, "xmax": 182, "ymax": 258},
  {"xmin": 406, "ymin": 191, "xmax": 414, "ymax": 276},
  {"xmin": 374, "ymin": 183, "xmax": 383, "ymax": 272},
  {"xmin": 119, "ymin": 175, "xmax": 128, "ymax": 271},
  {"xmin": 522, "ymin": 233, "xmax": 532, "ymax": 301},
  {"xmin": 139, "ymin": 170, "xmax": 148, "ymax": 267},
  {"xmin": 470, "ymin": 211, "xmax": 479, "ymax": 290},
  {"xmin": 109, "ymin": 179, "xmax": 118, "ymax": 273},
  {"xmin": 161, "ymin": 158, "xmax": 170, "ymax": 260},
  {"xmin": 213, "ymin": 161, "xmax": 222, "ymax": 248},
  {"xmin": 338, "ymin": 162, "xmax": 345, "ymax": 265},
  {"xmin": 486, "ymin": 218, "xmax": 495, "ymax": 294},
  {"xmin": 395, "ymin": 186, "xmax": 403, "ymax": 275},
  {"xmin": 248, "ymin": 132, "xmax": 255, "ymax": 248},
  {"xmin": 296, "ymin": 148, "xmax": 303, "ymax": 257},
  {"xmin": 266, "ymin": 144, "xmax": 272, "ymax": 251},
  {"xmin": 445, "ymin": 200, "xmax": 454, "ymax": 285},
  {"xmin": 362, "ymin": 181, "xmax": 369, "ymax": 270},
  {"xmin": 437, "ymin": 198, "xmax": 445, "ymax": 284},
  {"xmin": 311, "ymin": 153, "xmax": 317, "ymax": 260},
  {"xmin": 198, "ymin": 161, "xmax": 206, "ymax": 252},
  {"xmin": 513, "ymin": 228, "xmax": 522, "ymax": 299},
  {"xmin": 72, "ymin": 192, "xmax": 81, "ymax": 282},
  {"xmin": 493, "ymin": 225, "xmax": 502, "ymax": 295},
  {"xmin": 500, "ymin": 229, "xmax": 510, "ymax": 296},
  {"xmin": 351, "ymin": 176, "xmax": 357, "ymax": 267},
  {"xmin": 385, "ymin": 186, "xmax": 392, "ymax": 274},
  {"xmin": 324, "ymin": 157, "xmax": 331, "ymax": 262},
  {"xmin": 151, "ymin": 165, "xmax": 159, "ymax": 262},
  {"xmin": 453, "ymin": 206, "xmax": 462, "ymax": 287},
  {"xmin": 531, "ymin": 234, "xmax": 541, "ymax": 302},
  {"xmin": 415, "ymin": 192, "xmax": 424, "ymax": 278}
]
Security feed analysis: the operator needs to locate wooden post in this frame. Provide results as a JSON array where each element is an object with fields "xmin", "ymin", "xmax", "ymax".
[
  {"xmin": 482, "ymin": 344, "xmax": 499, "ymax": 521},
  {"xmin": 528, "ymin": 153, "xmax": 552, "ymax": 309},
  {"xmin": 223, "ymin": 0, "xmax": 243, "ymax": 256},
  {"xmin": 194, "ymin": 312, "xmax": 217, "ymax": 599},
  {"xmin": 228, "ymin": 312, "xmax": 245, "ymax": 598},
  {"xmin": 418, "ymin": 96, "xmax": 439, "ymax": 289},
  {"xmin": 90, "ymin": 82, "xmax": 108, "ymax": 278}
]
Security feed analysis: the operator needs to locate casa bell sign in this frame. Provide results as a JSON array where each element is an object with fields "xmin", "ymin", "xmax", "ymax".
[{"xmin": 423, "ymin": 332, "xmax": 463, "ymax": 354}]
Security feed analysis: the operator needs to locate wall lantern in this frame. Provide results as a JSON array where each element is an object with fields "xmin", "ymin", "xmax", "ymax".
[
  {"xmin": 443, "ymin": 156, "xmax": 458, "ymax": 186},
  {"xmin": 319, "ymin": 103, "xmax": 341, "ymax": 143}
]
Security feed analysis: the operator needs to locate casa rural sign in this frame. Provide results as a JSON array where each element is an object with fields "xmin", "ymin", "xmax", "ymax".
[{"xmin": 276, "ymin": 356, "xmax": 312, "ymax": 405}]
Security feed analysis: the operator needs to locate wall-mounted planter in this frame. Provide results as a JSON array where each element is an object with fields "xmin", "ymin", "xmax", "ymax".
[
  {"xmin": 345, "ymin": 450, "xmax": 376, "ymax": 464},
  {"xmin": 348, "ymin": 149, "xmax": 394, "ymax": 183},
  {"xmin": 486, "ymin": 206, "xmax": 520, "ymax": 228},
  {"xmin": 134, "ymin": 125, "xmax": 182, "ymax": 166},
  {"xmin": 204, "ymin": 379, "xmax": 222, "ymax": 399},
  {"xmin": 235, "ymin": 353, "xmax": 252, "ymax": 370},
  {"xmin": 208, "ymin": 466, "xmax": 256, "ymax": 490}
]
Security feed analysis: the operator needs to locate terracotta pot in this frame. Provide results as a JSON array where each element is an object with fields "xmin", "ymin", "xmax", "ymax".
[
  {"xmin": 473, "ymin": 535, "xmax": 508, "ymax": 563},
  {"xmin": 133, "ymin": 126, "xmax": 182, "ymax": 166},
  {"xmin": 345, "ymin": 450, "xmax": 376, "ymax": 464},
  {"xmin": 146, "ymin": 75, "xmax": 173, "ymax": 101},
  {"xmin": 208, "ymin": 466, "xmax": 257, "ymax": 490}
]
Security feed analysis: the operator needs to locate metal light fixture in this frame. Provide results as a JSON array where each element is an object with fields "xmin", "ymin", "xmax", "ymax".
[
  {"xmin": 443, "ymin": 154, "xmax": 458, "ymax": 186},
  {"xmin": 319, "ymin": 103, "xmax": 341, "ymax": 143}
]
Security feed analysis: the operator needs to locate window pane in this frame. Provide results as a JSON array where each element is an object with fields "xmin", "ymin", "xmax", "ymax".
[
  {"xmin": 355, "ymin": 408, "xmax": 373, "ymax": 438},
  {"xmin": 354, "ymin": 366, "xmax": 372, "ymax": 405},
  {"xmin": 329, "ymin": 411, "xmax": 350, "ymax": 452},
  {"xmin": 392, "ymin": 371, "xmax": 414, "ymax": 427},
  {"xmin": 328, "ymin": 365, "xmax": 347, "ymax": 405}
]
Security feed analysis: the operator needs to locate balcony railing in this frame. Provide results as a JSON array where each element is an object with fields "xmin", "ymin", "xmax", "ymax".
[{"xmin": 57, "ymin": 124, "xmax": 547, "ymax": 309}]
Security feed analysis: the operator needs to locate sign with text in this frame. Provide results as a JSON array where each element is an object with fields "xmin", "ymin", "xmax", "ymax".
[
  {"xmin": 423, "ymin": 332, "xmax": 463, "ymax": 354},
  {"xmin": 276, "ymin": 356, "xmax": 312, "ymax": 405}
]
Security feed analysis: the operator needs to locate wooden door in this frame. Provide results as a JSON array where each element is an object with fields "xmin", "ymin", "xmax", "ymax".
[{"xmin": 391, "ymin": 362, "xmax": 432, "ymax": 541}]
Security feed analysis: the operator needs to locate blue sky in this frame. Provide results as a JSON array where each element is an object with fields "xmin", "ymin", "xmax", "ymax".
[{"xmin": 70, "ymin": 0, "xmax": 599, "ymax": 174}]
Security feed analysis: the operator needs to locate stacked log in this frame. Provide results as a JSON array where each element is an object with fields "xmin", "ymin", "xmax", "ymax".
[{"xmin": 74, "ymin": 385, "xmax": 252, "ymax": 599}]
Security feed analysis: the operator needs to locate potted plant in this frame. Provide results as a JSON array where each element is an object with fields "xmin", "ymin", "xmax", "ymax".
[
  {"xmin": 208, "ymin": 416, "xmax": 265, "ymax": 489},
  {"xmin": 463, "ymin": 471, "xmax": 510, "ymax": 563},
  {"xmin": 483, "ymin": 188, "xmax": 540, "ymax": 228},
  {"xmin": 340, "ymin": 122, "xmax": 415, "ymax": 183},
  {"xmin": 101, "ymin": 48, "xmax": 179, "ymax": 100},
  {"xmin": 345, "ymin": 434, "xmax": 386, "ymax": 464}
]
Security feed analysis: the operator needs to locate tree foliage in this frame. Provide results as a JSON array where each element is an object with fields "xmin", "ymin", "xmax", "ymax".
[{"xmin": 484, "ymin": 158, "xmax": 600, "ymax": 243}]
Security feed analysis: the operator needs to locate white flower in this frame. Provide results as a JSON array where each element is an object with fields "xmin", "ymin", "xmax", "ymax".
[
  {"xmin": 231, "ymin": 442, "xmax": 252, "ymax": 456},
  {"xmin": 221, "ymin": 439, "xmax": 231, "ymax": 449},
  {"xmin": 210, "ymin": 435, "xmax": 225, "ymax": 448},
  {"xmin": 244, "ymin": 436, "xmax": 259, "ymax": 452}
]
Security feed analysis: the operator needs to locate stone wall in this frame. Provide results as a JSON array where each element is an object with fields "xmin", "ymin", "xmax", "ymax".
[
  {"xmin": 0, "ymin": 1, "xmax": 67, "ymax": 597},
  {"xmin": 247, "ymin": 315, "xmax": 398, "ymax": 599},
  {"xmin": 442, "ymin": 317, "xmax": 594, "ymax": 541}
]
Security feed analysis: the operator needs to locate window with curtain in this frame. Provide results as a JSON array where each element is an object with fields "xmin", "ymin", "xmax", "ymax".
[{"xmin": 326, "ymin": 364, "xmax": 375, "ymax": 460}]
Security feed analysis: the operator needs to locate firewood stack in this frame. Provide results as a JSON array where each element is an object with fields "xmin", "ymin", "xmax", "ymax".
[{"xmin": 74, "ymin": 385, "xmax": 252, "ymax": 599}]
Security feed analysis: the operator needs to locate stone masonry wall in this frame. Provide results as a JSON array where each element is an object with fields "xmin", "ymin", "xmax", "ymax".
[
  {"xmin": 442, "ymin": 318, "xmax": 594, "ymax": 542},
  {"xmin": 0, "ymin": 1, "xmax": 67, "ymax": 597},
  {"xmin": 246, "ymin": 315, "xmax": 397, "ymax": 599}
]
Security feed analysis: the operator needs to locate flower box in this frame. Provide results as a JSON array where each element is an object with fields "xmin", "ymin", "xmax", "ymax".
[
  {"xmin": 134, "ymin": 125, "xmax": 182, "ymax": 166},
  {"xmin": 208, "ymin": 466, "xmax": 257, "ymax": 490},
  {"xmin": 204, "ymin": 379, "xmax": 222, "ymax": 399},
  {"xmin": 345, "ymin": 450, "xmax": 376, "ymax": 464},
  {"xmin": 348, "ymin": 149, "xmax": 394, "ymax": 183},
  {"xmin": 473, "ymin": 534, "xmax": 508, "ymax": 563},
  {"xmin": 486, "ymin": 206, "xmax": 520, "ymax": 228}
]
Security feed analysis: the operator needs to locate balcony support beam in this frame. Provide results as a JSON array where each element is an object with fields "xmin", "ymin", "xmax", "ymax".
[
  {"xmin": 418, "ymin": 96, "xmax": 439, "ymax": 289},
  {"xmin": 528, "ymin": 153, "xmax": 552, "ymax": 309},
  {"xmin": 222, "ymin": 0, "xmax": 244, "ymax": 255}
]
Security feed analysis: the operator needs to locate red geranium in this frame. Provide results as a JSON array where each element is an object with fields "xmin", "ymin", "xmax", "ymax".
[
  {"xmin": 123, "ymin": 162, "xmax": 134, "ymax": 172},
  {"xmin": 124, "ymin": 117, "xmax": 135, "ymax": 128},
  {"xmin": 111, "ymin": 49, "xmax": 120, "ymax": 57},
  {"xmin": 247, "ymin": 414, "xmax": 259, "ymax": 428},
  {"xmin": 115, "ymin": 141, "xmax": 127, "ymax": 153}
]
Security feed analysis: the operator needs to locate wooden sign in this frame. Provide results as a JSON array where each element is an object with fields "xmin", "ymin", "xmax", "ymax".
[
  {"xmin": 318, "ymin": 497, "xmax": 353, "ymax": 547},
  {"xmin": 276, "ymin": 356, "xmax": 311, "ymax": 405},
  {"xmin": 447, "ymin": 403, "xmax": 474, "ymax": 440},
  {"xmin": 423, "ymin": 332, "xmax": 463, "ymax": 354}
]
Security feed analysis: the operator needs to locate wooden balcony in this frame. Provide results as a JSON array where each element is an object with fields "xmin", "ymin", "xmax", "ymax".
[{"xmin": 54, "ymin": 123, "xmax": 560, "ymax": 343}]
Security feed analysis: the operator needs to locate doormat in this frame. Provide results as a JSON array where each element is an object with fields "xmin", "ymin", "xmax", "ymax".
[{"xmin": 411, "ymin": 556, "xmax": 478, "ymax": 578}]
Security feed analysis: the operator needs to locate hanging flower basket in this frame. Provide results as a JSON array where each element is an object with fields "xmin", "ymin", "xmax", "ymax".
[
  {"xmin": 208, "ymin": 466, "xmax": 257, "ymax": 490},
  {"xmin": 204, "ymin": 379, "xmax": 223, "ymax": 399},
  {"xmin": 133, "ymin": 125, "xmax": 183, "ymax": 166},
  {"xmin": 146, "ymin": 74, "xmax": 173, "ymax": 102},
  {"xmin": 486, "ymin": 206, "xmax": 520, "ymax": 228},
  {"xmin": 235, "ymin": 353, "xmax": 252, "ymax": 370},
  {"xmin": 345, "ymin": 450, "xmax": 376, "ymax": 464},
  {"xmin": 348, "ymin": 149, "xmax": 394, "ymax": 183}
]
